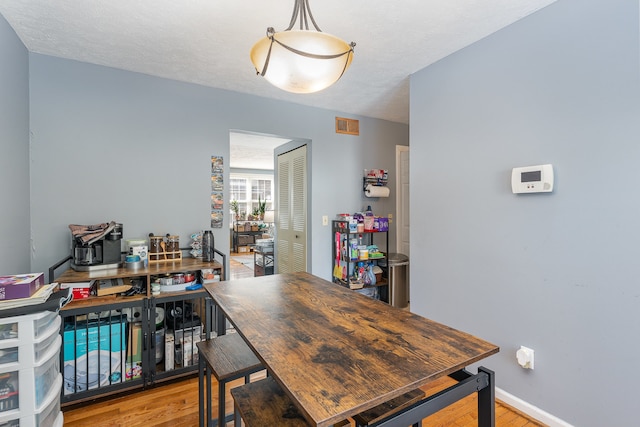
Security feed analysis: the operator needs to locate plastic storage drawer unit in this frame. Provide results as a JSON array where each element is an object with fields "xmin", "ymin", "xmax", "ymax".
[
  {"xmin": 0, "ymin": 311, "xmax": 63, "ymax": 427},
  {"xmin": 0, "ymin": 375, "xmax": 63, "ymax": 427}
]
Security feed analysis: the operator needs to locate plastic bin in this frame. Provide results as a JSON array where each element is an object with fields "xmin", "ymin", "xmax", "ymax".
[
  {"xmin": 0, "ymin": 313, "xmax": 60, "ymax": 370},
  {"xmin": 0, "ymin": 311, "xmax": 58, "ymax": 343},
  {"xmin": 379, "ymin": 253, "xmax": 410, "ymax": 309},
  {"xmin": 0, "ymin": 346, "xmax": 62, "ymax": 427},
  {"xmin": 0, "ymin": 375, "xmax": 63, "ymax": 427}
]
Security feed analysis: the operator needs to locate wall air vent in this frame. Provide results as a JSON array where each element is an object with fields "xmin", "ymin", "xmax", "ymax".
[{"xmin": 335, "ymin": 117, "xmax": 359, "ymax": 136}]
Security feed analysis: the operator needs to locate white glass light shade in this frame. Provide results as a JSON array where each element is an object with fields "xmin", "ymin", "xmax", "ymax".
[{"xmin": 250, "ymin": 30, "xmax": 354, "ymax": 94}]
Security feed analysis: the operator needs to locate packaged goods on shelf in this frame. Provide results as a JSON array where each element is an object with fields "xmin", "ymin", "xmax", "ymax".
[
  {"xmin": 165, "ymin": 332, "xmax": 175, "ymax": 371},
  {"xmin": 62, "ymin": 317, "xmax": 126, "ymax": 395},
  {"xmin": 125, "ymin": 323, "xmax": 142, "ymax": 380},
  {"xmin": 377, "ymin": 217, "xmax": 389, "ymax": 232},
  {"xmin": 59, "ymin": 282, "xmax": 92, "ymax": 300},
  {"xmin": 174, "ymin": 326, "xmax": 202, "ymax": 367},
  {"xmin": 0, "ymin": 273, "xmax": 44, "ymax": 301}
]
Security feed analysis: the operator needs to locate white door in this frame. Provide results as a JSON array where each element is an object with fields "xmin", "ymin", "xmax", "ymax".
[
  {"xmin": 276, "ymin": 145, "xmax": 307, "ymax": 273},
  {"xmin": 396, "ymin": 146, "xmax": 410, "ymax": 256}
]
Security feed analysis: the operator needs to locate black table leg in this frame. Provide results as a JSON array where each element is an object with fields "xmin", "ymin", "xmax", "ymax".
[{"xmin": 477, "ymin": 367, "xmax": 495, "ymax": 427}]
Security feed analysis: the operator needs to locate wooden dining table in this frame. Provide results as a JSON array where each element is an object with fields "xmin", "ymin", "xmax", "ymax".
[{"xmin": 203, "ymin": 272, "xmax": 499, "ymax": 427}]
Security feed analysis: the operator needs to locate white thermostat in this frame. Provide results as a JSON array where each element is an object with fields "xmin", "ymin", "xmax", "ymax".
[{"xmin": 511, "ymin": 164, "xmax": 554, "ymax": 194}]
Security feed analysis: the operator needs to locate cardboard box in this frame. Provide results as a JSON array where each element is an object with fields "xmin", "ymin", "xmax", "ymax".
[
  {"xmin": 60, "ymin": 282, "xmax": 92, "ymax": 300},
  {"xmin": 125, "ymin": 323, "xmax": 142, "ymax": 380},
  {"xmin": 174, "ymin": 326, "xmax": 201, "ymax": 367},
  {"xmin": 62, "ymin": 318, "xmax": 126, "ymax": 395},
  {"xmin": 0, "ymin": 273, "xmax": 44, "ymax": 300},
  {"xmin": 165, "ymin": 331, "xmax": 175, "ymax": 371},
  {"xmin": 237, "ymin": 246, "xmax": 250, "ymax": 253}
]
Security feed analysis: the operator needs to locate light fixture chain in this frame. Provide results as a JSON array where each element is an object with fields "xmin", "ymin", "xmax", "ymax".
[
  {"xmin": 304, "ymin": 0, "xmax": 322, "ymax": 32},
  {"xmin": 286, "ymin": 0, "xmax": 300, "ymax": 31},
  {"xmin": 285, "ymin": 0, "xmax": 322, "ymax": 32},
  {"xmin": 300, "ymin": 0, "xmax": 308, "ymax": 30}
]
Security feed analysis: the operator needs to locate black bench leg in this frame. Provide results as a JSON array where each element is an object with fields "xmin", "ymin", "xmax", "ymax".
[
  {"xmin": 218, "ymin": 380, "xmax": 226, "ymax": 427},
  {"xmin": 234, "ymin": 403, "xmax": 242, "ymax": 427},
  {"xmin": 199, "ymin": 357, "xmax": 205, "ymax": 427}
]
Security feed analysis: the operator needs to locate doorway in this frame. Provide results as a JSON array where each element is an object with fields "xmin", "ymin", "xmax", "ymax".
[{"xmin": 228, "ymin": 130, "xmax": 308, "ymax": 278}]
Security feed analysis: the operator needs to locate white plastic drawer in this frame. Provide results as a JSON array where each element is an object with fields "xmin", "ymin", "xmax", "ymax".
[
  {"xmin": 0, "ymin": 375, "xmax": 62, "ymax": 427},
  {"xmin": 34, "ymin": 343, "xmax": 61, "ymax": 406},
  {"xmin": 0, "ymin": 344, "xmax": 61, "ymax": 415},
  {"xmin": 52, "ymin": 410, "xmax": 64, "ymax": 427},
  {"xmin": 0, "ymin": 311, "xmax": 58, "ymax": 343},
  {"xmin": 0, "ymin": 416, "xmax": 18, "ymax": 426},
  {"xmin": 34, "ymin": 382, "xmax": 61, "ymax": 427},
  {"xmin": 0, "ymin": 315, "xmax": 60, "ymax": 370},
  {"xmin": 33, "ymin": 316, "xmax": 61, "ymax": 364}
]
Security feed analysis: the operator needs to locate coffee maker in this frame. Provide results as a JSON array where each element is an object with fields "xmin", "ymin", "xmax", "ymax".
[{"xmin": 70, "ymin": 222, "xmax": 123, "ymax": 271}]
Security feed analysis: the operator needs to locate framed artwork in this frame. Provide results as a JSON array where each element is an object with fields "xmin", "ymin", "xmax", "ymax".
[{"xmin": 210, "ymin": 156, "xmax": 224, "ymax": 228}]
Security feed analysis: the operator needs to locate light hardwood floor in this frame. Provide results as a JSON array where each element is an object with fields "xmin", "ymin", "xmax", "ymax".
[{"xmin": 63, "ymin": 256, "xmax": 545, "ymax": 426}]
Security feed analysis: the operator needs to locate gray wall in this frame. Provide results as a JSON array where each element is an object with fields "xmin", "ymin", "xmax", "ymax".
[
  {"xmin": 0, "ymin": 15, "xmax": 30, "ymax": 275},
  {"xmin": 27, "ymin": 54, "xmax": 408, "ymax": 278},
  {"xmin": 409, "ymin": 0, "xmax": 639, "ymax": 425}
]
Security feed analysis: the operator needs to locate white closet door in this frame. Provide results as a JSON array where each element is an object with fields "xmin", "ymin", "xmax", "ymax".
[
  {"xmin": 396, "ymin": 145, "xmax": 410, "ymax": 256},
  {"xmin": 276, "ymin": 145, "xmax": 307, "ymax": 273}
]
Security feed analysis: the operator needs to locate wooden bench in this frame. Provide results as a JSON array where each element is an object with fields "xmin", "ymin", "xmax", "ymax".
[
  {"xmin": 231, "ymin": 375, "xmax": 424, "ymax": 427},
  {"xmin": 230, "ymin": 376, "xmax": 311, "ymax": 427},
  {"xmin": 197, "ymin": 333, "xmax": 264, "ymax": 427}
]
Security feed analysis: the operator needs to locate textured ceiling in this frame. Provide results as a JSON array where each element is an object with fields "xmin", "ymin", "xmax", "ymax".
[
  {"xmin": 230, "ymin": 132, "xmax": 291, "ymax": 170},
  {"xmin": 0, "ymin": 0, "xmax": 555, "ymax": 125}
]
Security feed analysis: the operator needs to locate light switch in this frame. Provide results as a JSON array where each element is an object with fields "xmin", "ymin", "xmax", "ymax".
[{"xmin": 322, "ymin": 215, "xmax": 328, "ymax": 226}]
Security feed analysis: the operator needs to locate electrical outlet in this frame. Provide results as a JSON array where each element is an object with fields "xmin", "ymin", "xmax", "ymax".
[
  {"xmin": 516, "ymin": 346, "xmax": 534, "ymax": 369},
  {"xmin": 388, "ymin": 213, "xmax": 393, "ymax": 223},
  {"xmin": 322, "ymin": 215, "xmax": 328, "ymax": 226}
]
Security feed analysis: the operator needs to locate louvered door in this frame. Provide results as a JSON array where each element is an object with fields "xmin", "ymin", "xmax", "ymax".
[{"xmin": 276, "ymin": 145, "xmax": 307, "ymax": 273}]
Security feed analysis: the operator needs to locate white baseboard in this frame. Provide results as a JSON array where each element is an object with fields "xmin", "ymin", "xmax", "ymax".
[{"xmin": 496, "ymin": 387, "xmax": 573, "ymax": 427}]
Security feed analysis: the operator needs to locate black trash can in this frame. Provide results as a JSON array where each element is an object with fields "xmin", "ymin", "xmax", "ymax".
[{"xmin": 379, "ymin": 253, "xmax": 409, "ymax": 309}]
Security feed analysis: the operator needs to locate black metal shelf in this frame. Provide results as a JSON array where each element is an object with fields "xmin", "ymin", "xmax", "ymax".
[{"xmin": 331, "ymin": 219, "xmax": 389, "ymax": 293}]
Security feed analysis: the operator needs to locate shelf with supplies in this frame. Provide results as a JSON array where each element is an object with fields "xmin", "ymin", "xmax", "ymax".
[
  {"xmin": 232, "ymin": 221, "xmax": 271, "ymax": 253},
  {"xmin": 254, "ymin": 240, "xmax": 274, "ymax": 277},
  {"xmin": 331, "ymin": 219, "xmax": 389, "ymax": 294},
  {"xmin": 49, "ymin": 250, "xmax": 226, "ymax": 406}
]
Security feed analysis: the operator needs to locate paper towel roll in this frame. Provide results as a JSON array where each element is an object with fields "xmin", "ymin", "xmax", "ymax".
[{"xmin": 365, "ymin": 184, "xmax": 390, "ymax": 198}]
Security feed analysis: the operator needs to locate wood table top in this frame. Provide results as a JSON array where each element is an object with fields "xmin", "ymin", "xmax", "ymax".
[{"xmin": 204, "ymin": 272, "xmax": 499, "ymax": 427}]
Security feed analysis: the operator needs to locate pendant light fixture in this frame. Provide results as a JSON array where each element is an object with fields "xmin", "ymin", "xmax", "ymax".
[{"xmin": 250, "ymin": 0, "xmax": 356, "ymax": 94}]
